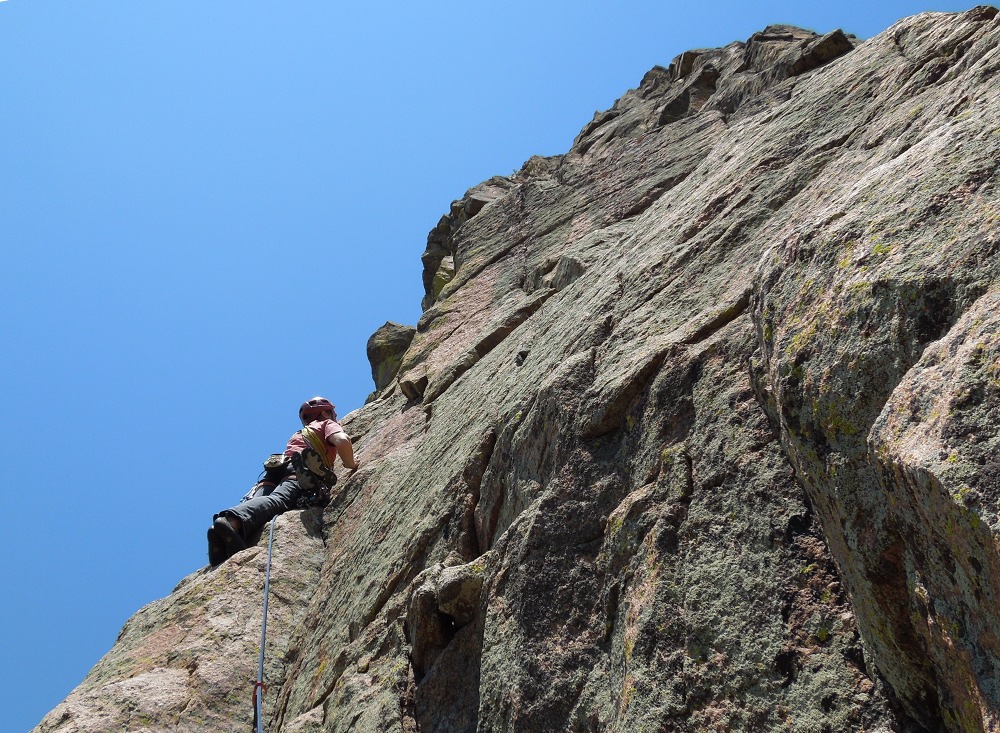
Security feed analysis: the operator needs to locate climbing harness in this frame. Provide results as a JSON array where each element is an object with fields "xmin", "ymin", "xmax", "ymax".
[
  {"xmin": 252, "ymin": 517, "xmax": 277, "ymax": 733},
  {"xmin": 289, "ymin": 426, "xmax": 338, "ymax": 507},
  {"xmin": 241, "ymin": 454, "xmax": 292, "ymax": 503}
]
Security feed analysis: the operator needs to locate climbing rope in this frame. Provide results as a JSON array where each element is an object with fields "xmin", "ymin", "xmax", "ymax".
[{"xmin": 252, "ymin": 517, "xmax": 277, "ymax": 733}]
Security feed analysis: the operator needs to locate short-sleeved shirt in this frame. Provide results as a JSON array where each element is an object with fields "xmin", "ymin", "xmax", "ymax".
[{"xmin": 285, "ymin": 418, "xmax": 344, "ymax": 466}]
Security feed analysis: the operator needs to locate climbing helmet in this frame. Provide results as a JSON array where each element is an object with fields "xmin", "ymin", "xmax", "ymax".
[{"xmin": 299, "ymin": 396, "xmax": 335, "ymax": 425}]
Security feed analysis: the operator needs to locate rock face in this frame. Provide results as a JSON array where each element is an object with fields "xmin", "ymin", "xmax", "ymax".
[
  {"xmin": 35, "ymin": 511, "xmax": 326, "ymax": 732},
  {"xmin": 368, "ymin": 321, "xmax": 417, "ymax": 393},
  {"xmin": 35, "ymin": 8, "xmax": 1000, "ymax": 733}
]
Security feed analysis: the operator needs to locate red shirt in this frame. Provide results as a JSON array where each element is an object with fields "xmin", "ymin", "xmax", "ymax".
[{"xmin": 285, "ymin": 418, "xmax": 344, "ymax": 465}]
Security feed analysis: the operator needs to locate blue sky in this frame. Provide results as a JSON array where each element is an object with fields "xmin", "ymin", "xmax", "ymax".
[{"xmin": 1, "ymin": 1, "xmax": 974, "ymax": 729}]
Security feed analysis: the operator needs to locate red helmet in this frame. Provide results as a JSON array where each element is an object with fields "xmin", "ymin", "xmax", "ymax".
[{"xmin": 299, "ymin": 396, "xmax": 335, "ymax": 425}]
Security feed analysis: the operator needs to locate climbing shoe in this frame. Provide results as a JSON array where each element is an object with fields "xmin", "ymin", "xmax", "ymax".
[
  {"xmin": 207, "ymin": 524, "xmax": 227, "ymax": 567},
  {"xmin": 208, "ymin": 516, "xmax": 247, "ymax": 566}
]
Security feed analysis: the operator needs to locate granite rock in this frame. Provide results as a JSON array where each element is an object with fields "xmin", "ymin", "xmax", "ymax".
[{"xmin": 35, "ymin": 8, "xmax": 1000, "ymax": 732}]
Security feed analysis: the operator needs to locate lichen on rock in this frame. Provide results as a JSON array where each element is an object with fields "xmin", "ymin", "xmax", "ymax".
[{"xmin": 366, "ymin": 320, "xmax": 416, "ymax": 397}]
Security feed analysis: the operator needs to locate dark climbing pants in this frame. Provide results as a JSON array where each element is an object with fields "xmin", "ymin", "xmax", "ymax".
[{"xmin": 217, "ymin": 477, "xmax": 304, "ymax": 539}]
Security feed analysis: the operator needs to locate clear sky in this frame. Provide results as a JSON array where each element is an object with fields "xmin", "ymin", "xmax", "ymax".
[{"xmin": 1, "ymin": 1, "xmax": 975, "ymax": 730}]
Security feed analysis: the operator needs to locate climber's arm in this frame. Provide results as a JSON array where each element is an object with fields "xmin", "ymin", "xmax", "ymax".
[{"xmin": 329, "ymin": 430, "xmax": 359, "ymax": 470}]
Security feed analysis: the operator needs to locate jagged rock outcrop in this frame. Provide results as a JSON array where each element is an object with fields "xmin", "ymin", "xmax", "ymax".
[
  {"xmin": 368, "ymin": 321, "xmax": 417, "ymax": 395},
  {"xmin": 35, "ymin": 8, "xmax": 1000, "ymax": 733}
]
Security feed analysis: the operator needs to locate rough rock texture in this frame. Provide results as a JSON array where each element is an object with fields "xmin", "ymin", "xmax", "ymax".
[
  {"xmin": 35, "ymin": 8, "xmax": 1000, "ymax": 733},
  {"xmin": 368, "ymin": 321, "xmax": 417, "ymax": 394},
  {"xmin": 35, "ymin": 511, "xmax": 326, "ymax": 732}
]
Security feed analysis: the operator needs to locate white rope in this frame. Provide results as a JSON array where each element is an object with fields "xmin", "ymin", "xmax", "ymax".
[{"xmin": 253, "ymin": 518, "xmax": 277, "ymax": 733}]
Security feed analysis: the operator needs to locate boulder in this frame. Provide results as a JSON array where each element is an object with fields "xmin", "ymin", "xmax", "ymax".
[{"xmin": 366, "ymin": 320, "xmax": 415, "ymax": 392}]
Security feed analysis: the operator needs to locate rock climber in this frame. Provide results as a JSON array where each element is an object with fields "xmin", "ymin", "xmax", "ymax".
[{"xmin": 207, "ymin": 396, "xmax": 359, "ymax": 566}]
